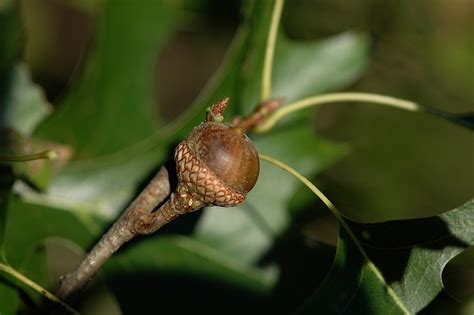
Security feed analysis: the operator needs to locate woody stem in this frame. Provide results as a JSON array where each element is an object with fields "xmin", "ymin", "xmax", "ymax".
[{"xmin": 56, "ymin": 167, "xmax": 172, "ymax": 299}]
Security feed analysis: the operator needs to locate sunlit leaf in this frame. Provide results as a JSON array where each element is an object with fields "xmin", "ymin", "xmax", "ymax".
[
  {"xmin": 0, "ymin": 33, "xmax": 62, "ymax": 190},
  {"xmin": 272, "ymin": 32, "xmax": 369, "ymax": 103},
  {"xmin": 238, "ymin": 29, "xmax": 370, "ymax": 112},
  {"xmin": 18, "ymin": 141, "xmax": 167, "ymax": 219},
  {"xmin": 0, "ymin": 63, "xmax": 52, "ymax": 136}
]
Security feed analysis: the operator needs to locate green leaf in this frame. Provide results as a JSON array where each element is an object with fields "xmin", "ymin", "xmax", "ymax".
[
  {"xmin": 34, "ymin": 0, "xmax": 175, "ymax": 158},
  {"xmin": 239, "ymin": 29, "xmax": 370, "ymax": 111},
  {"xmin": 0, "ymin": 176, "xmax": 14, "ymax": 260},
  {"xmin": 0, "ymin": 62, "xmax": 57, "ymax": 190},
  {"xmin": 0, "ymin": 281, "xmax": 19, "ymax": 315},
  {"xmin": 299, "ymin": 199, "xmax": 474, "ymax": 314},
  {"xmin": 0, "ymin": 170, "xmax": 18, "ymax": 314},
  {"xmin": 298, "ymin": 229, "xmax": 408, "ymax": 314},
  {"xmin": 272, "ymin": 32, "xmax": 370, "ymax": 103},
  {"xmin": 0, "ymin": 7, "xmax": 57, "ymax": 191},
  {"xmin": 18, "ymin": 140, "xmax": 167, "ymax": 218},
  {"xmin": 0, "ymin": 1, "xmax": 21, "ymax": 75},
  {"xmin": 3, "ymin": 195, "xmax": 101, "ymax": 269},
  {"xmin": 0, "ymin": 195, "xmax": 102, "ymax": 309},
  {"xmin": 104, "ymin": 234, "xmax": 274, "ymax": 314},
  {"xmin": 0, "ymin": 131, "xmax": 72, "ymax": 191},
  {"xmin": 30, "ymin": 237, "xmax": 122, "ymax": 314},
  {"xmin": 2, "ymin": 195, "xmax": 120, "ymax": 312},
  {"xmin": 424, "ymin": 107, "xmax": 474, "ymax": 131},
  {"xmin": 0, "ymin": 63, "xmax": 52, "ymax": 136},
  {"xmin": 105, "ymin": 235, "xmax": 274, "ymax": 293},
  {"xmin": 232, "ymin": 0, "xmax": 274, "ymax": 110},
  {"xmin": 0, "ymin": 8, "xmax": 23, "ymax": 308}
]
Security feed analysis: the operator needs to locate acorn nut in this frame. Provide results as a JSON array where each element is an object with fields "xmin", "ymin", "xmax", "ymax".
[{"xmin": 175, "ymin": 121, "xmax": 260, "ymax": 211}]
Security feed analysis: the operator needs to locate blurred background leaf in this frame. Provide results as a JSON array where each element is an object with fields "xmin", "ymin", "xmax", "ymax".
[
  {"xmin": 0, "ymin": 62, "xmax": 61, "ymax": 190},
  {"xmin": 0, "ymin": 0, "xmax": 21, "ymax": 75},
  {"xmin": 0, "ymin": 281, "xmax": 18, "ymax": 315},
  {"xmin": 0, "ymin": 63, "xmax": 52, "ymax": 136}
]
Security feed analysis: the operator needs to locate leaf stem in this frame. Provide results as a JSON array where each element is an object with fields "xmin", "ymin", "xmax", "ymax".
[
  {"xmin": 0, "ymin": 263, "xmax": 79, "ymax": 314},
  {"xmin": 0, "ymin": 150, "xmax": 58, "ymax": 163},
  {"xmin": 255, "ymin": 92, "xmax": 422, "ymax": 132},
  {"xmin": 261, "ymin": 0, "xmax": 284, "ymax": 101},
  {"xmin": 258, "ymin": 153, "xmax": 359, "ymax": 247}
]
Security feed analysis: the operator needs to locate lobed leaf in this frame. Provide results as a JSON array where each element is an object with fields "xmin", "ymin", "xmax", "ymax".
[{"xmin": 299, "ymin": 199, "xmax": 474, "ymax": 314}]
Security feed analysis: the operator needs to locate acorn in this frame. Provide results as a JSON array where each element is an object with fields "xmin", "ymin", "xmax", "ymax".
[
  {"xmin": 134, "ymin": 98, "xmax": 260, "ymax": 235},
  {"xmin": 175, "ymin": 120, "xmax": 259, "ymax": 211},
  {"xmin": 173, "ymin": 96, "xmax": 260, "ymax": 211},
  {"xmin": 151, "ymin": 97, "xmax": 260, "ymax": 226}
]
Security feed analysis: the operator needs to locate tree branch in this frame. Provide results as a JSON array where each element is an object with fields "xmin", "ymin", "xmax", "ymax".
[{"xmin": 56, "ymin": 166, "xmax": 171, "ymax": 299}]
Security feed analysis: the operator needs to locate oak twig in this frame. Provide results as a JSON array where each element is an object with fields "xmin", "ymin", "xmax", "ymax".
[
  {"xmin": 232, "ymin": 98, "xmax": 284, "ymax": 131},
  {"xmin": 56, "ymin": 166, "xmax": 171, "ymax": 299}
]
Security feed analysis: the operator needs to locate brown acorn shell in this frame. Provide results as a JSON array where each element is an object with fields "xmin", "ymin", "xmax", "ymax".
[
  {"xmin": 174, "ymin": 122, "xmax": 260, "ymax": 208},
  {"xmin": 186, "ymin": 122, "xmax": 260, "ymax": 194}
]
